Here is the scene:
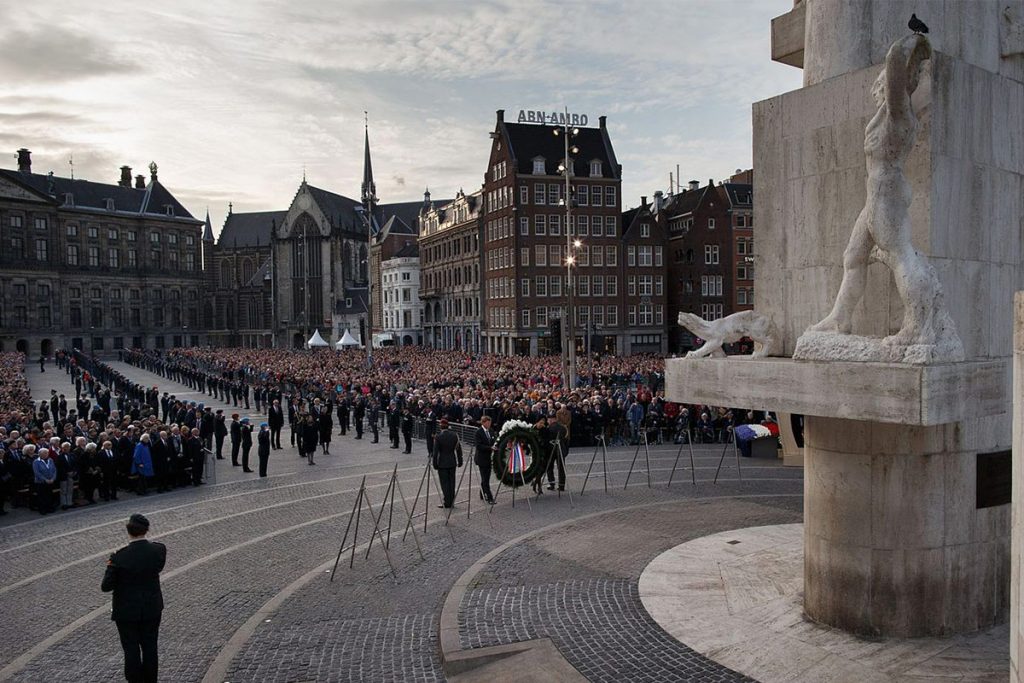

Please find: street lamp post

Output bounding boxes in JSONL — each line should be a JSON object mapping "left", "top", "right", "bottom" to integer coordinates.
{"left": 554, "top": 109, "right": 580, "bottom": 388}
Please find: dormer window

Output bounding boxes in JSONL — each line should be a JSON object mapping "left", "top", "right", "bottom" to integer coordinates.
{"left": 105, "top": 198, "right": 115, "bottom": 211}
{"left": 589, "top": 160, "right": 602, "bottom": 177}
{"left": 165, "top": 205, "right": 175, "bottom": 216}
{"left": 63, "top": 193, "right": 74, "bottom": 206}
{"left": 532, "top": 157, "right": 546, "bottom": 175}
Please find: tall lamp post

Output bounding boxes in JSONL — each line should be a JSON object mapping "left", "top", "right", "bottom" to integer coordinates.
{"left": 554, "top": 110, "right": 580, "bottom": 388}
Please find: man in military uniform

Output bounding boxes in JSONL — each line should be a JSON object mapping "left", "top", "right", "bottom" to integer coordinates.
{"left": 101, "top": 513, "right": 166, "bottom": 683}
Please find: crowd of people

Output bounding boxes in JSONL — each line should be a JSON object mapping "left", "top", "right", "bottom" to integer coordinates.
{"left": 121, "top": 345, "right": 768, "bottom": 453}
{"left": 0, "top": 351, "right": 223, "bottom": 515}
{"left": 0, "top": 344, "right": 776, "bottom": 517}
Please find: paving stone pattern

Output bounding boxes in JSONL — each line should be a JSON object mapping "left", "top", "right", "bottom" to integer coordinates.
{"left": 0, "top": 360, "right": 805, "bottom": 682}
{"left": 460, "top": 499, "right": 802, "bottom": 682}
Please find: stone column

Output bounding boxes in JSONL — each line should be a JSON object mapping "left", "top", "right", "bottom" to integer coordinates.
{"left": 804, "top": 416, "right": 1008, "bottom": 637}
{"left": 1012, "top": 291, "right": 1024, "bottom": 681}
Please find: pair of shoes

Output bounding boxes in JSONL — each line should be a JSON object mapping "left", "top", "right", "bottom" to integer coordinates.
{"left": 487, "top": 498, "right": 495, "bottom": 505}
{"left": 216, "top": 456, "right": 224, "bottom": 460}
{"left": 243, "top": 468, "right": 254, "bottom": 473}
{"left": 232, "top": 462, "right": 240, "bottom": 467}
{"left": 547, "top": 483, "right": 555, "bottom": 491}
{"left": 437, "top": 504, "right": 446, "bottom": 508}
{"left": 558, "top": 487, "right": 565, "bottom": 491}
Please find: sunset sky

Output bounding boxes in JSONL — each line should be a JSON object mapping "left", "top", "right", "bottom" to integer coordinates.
{"left": 0, "top": 0, "right": 801, "bottom": 235}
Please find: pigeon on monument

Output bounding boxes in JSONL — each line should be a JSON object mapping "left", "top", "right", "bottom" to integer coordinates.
{"left": 908, "top": 13, "right": 929, "bottom": 34}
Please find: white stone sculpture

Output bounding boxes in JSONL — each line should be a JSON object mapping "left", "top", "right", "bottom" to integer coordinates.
{"left": 677, "top": 311, "right": 781, "bottom": 359}
{"left": 795, "top": 33, "right": 965, "bottom": 365}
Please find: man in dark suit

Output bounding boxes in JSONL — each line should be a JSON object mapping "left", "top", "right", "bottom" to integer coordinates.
{"left": 268, "top": 400, "right": 284, "bottom": 450}
{"left": 431, "top": 419, "right": 462, "bottom": 508}
{"left": 229, "top": 414, "right": 241, "bottom": 467}
{"left": 98, "top": 440, "right": 119, "bottom": 501}
{"left": 474, "top": 416, "right": 495, "bottom": 504}
{"left": 214, "top": 410, "right": 227, "bottom": 459}
{"left": 401, "top": 407, "right": 414, "bottom": 454}
{"left": 102, "top": 513, "right": 166, "bottom": 683}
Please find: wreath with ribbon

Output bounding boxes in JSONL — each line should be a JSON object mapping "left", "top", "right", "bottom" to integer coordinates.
{"left": 492, "top": 421, "right": 546, "bottom": 487}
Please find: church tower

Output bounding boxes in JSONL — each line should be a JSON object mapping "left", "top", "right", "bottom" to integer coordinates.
{"left": 202, "top": 209, "right": 216, "bottom": 330}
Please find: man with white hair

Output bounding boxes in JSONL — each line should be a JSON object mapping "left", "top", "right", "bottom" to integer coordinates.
{"left": 32, "top": 446, "right": 55, "bottom": 514}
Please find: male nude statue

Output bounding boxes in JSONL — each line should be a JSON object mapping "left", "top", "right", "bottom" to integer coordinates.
{"left": 809, "top": 34, "right": 953, "bottom": 350}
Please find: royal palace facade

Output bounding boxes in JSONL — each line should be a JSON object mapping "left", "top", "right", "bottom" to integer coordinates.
{"left": 0, "top": 149, "right": 207, "bottom": 356}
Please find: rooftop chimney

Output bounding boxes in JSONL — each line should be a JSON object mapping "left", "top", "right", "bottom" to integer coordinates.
{"left": 16, "top": 148, "right": 31, "bottom": 173}
{"left": 119, "top": 165, "right": 132, "bottom": 187}
{"left": 640, "top": 195, "right": 648, "bottom": 207}
{"left": 599, "top": 115, "right": 607, "bottom": 128}
{"left": 688, "top": 180, "right": 699, "bottom": 191}
{"left": 653, "top": 190, "right": 664, "bottom": 213}
{"left": 135, "top": 174, "right": 146, "bottom": 189}
{"left": 496, "top": 109, "right": 504, "bottom": 123}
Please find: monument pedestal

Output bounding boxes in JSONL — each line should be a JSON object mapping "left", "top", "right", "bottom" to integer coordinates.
{"left": 666, "top": 356, "right": 1009, "bottom": 637}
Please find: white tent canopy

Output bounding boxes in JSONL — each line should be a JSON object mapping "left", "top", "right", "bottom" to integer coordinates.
{"left": 306, "top": 329, "right": 329, "bottom": 348}
{"left": 336, "top": 329, "right": 360, "bottom": 348}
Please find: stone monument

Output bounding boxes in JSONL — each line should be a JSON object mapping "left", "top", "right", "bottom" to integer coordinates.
{"left": 666, "top": 0, "right": 1023, "bottom": 643}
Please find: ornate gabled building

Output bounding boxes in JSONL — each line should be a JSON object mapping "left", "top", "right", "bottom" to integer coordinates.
{"left": 0, "top": 150, "right": 207, "bottom": 355}
{"left": 480, "top": 109, "right": 624, "bottom": 357}
{"left": 419, "top": 188, "right": 484, "bottom": 352}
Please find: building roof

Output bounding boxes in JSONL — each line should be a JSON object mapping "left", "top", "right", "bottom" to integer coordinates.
{"left": 661, "top": 186, "right": 709, "bottom": 218}
{"left": 393, "top": 241, "right": 419, "bottom": 259}
{"left": 499, "top": 116, "right": 620, "bottom": 179}
{"left": 307, "top": 184, "right": 362, "bottom": 230}
{"left": 218, "top": 210, "right": 287, "bottom": 247}
{"left": 720, "top": 183, "right": 753, "bottom": 208}
{"left": 335, "top": 287, "right": 369, "bottom": 314}
{"left": 0, "top": 168, "right": 199, "bottom": 222}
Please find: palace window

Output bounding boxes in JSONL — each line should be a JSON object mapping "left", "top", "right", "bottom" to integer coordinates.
{"left": 66, "top": 244, "right": 79, "bottom": 265}
{"left": 35, "top": 239, "right": 47, "bottom": 261}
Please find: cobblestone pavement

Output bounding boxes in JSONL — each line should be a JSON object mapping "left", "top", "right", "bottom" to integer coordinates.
{"left": 1, "top": 360, "right": 804, "bottom": 682}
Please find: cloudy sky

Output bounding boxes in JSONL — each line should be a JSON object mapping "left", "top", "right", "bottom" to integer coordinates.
{"left": 0, "top": 0, "right": 801, "bottom": 236}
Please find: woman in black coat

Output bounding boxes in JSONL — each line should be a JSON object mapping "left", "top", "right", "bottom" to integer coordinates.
{"left": 318, "top": 411, "right": 333, "bottom": 455}
{"left": 257, "top": 423, "right": 271, "bottom": 477}
{"left": 301, "top": 415, "right": 319, "bottom": 465}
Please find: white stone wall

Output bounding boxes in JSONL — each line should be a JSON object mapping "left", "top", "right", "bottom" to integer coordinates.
{"left": 802, "top": 0, "right": 1023, "bottom": 87}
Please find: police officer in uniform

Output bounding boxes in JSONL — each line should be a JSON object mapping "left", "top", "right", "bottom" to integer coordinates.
{"left": 101, "top": 514, "right": 166, "bottom": 683}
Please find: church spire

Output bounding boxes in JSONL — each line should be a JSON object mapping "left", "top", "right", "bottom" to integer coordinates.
{"left": 203, "top": 208, "right": 214, "bottom": 242}
{"left": 361, "top": 113, "right": 377, "bottom": 206}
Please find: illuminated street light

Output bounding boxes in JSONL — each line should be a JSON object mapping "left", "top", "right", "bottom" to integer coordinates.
{"left": 554, "top": 107, "right": 579, "bottom": 388}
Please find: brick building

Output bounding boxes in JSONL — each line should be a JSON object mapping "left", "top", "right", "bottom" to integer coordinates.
{"left": 656, "top": 170, "right": 754, "bottom": 352}
{"left": 419, "top": 188, "right": 484, "bottom": 351}
{"left": 620, "top": 197, "right": 669, "bottom": 354}
{"left": 480, "top": 109, "right": 626, "bottom": 356}
{"left": 0, "top": 150, "right": 207, "bottom": 355}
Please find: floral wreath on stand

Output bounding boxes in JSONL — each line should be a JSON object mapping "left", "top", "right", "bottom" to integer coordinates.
{"left": 492, "top": 419, "right": 546, "bottom": 487}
